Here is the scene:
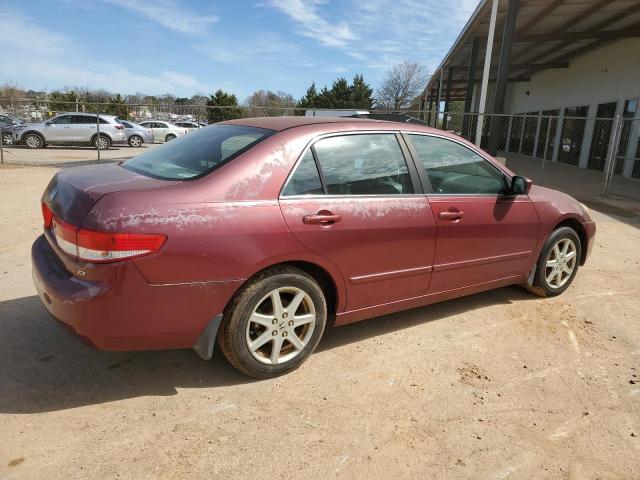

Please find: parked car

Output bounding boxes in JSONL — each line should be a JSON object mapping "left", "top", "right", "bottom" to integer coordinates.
{"left": 138, "top": 121, "right": 188, "bottom": 143}
{"left": 305, "top": 109, "right": 369, "bottom": 117}
{"left": 351, "top": 112, "right": 427, "bottom": 125}
{"left": 32, "top": 117, "right": 595, "bottom": 378}
{"left": 173, "top": 121, "right": 207, "bottom": 129}
{"left": 1, "top": 124, "right": 17, "bottom": 145}
{"left": 119, "top": 120, "right": 154, "bottom": 147}
{"left": 0, "top": 113, "right": 24, "bottom": 145}
{"left": 14, "top": 113, "right": 126, "bottom": 149}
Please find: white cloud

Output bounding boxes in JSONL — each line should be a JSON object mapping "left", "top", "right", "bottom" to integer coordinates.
{"left": 0, "top": 11, "right": 212, "bottom": 95}
{"left": 102, "top": 0, "right": 218, "bottom": 35}
{"left": 265, "top": 0, "right": 356, "bottom": 48}
{"left": 264, "top": 0, "right": 478, "bottom": 72}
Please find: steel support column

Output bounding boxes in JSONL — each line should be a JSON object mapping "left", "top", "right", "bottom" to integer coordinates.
{"left": 442, "top": 69, "right": 453, "bottom": 130}
{"left": 475, "top": 0, "right": 499, "bottom": 146}
{"left": 435, "top": 71, "right": 443, "bottom": 128}
{"left": 489, "top": 0, "right": 519, "bottom": 155}
{"left": 463, "top": 36, "right": 480, "bottom": 138}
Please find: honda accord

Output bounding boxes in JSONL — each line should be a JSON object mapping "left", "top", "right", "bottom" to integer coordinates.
{"left": 32, "top": 117, "right": 596, "bottom": 378}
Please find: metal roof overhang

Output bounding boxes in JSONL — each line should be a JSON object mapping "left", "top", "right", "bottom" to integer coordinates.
{"left": 423, "top": 0, "right": 640, "bottom": 102}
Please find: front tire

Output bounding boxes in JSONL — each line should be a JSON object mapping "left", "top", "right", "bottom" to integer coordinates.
{"left": 165, "top": 133, "right": 176, "bottom": 142}
{"left": 23, "top": 133, "right": 45, "bottom": 149}
{"left": 1, "top": 132, "right": 13, "bottom": 145}
{"left": 530, "top": 226, "right": 581, "bottom": 297}
{"left": 218, "top": 266, "right": 327, "bottom": 379}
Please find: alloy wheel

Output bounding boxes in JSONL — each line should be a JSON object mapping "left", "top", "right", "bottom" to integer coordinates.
{"left": 96, "top": 136, "right": 109, "bottom": 149}
{"left": 25, "top": 134, "right": 42, "bottom": 148}
{"left": 1, "top": 133, "right": 13, "bottom": 145}
{"left": 129, "top": 135, "right": 142, "bottom": 147}
{"left": 545, "top": 238, "right": 577, "bottom": 288}
{"left": 245, "top": 287, "right": 316, "bottom": 365}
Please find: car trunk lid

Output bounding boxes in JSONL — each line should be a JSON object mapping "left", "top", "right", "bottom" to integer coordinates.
{"left": 43, "top": 163, "right": 178, "bottom": 226}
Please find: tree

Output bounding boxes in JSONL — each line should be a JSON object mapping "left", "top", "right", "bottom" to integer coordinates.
{"left": 375, "top": 61, "right": 429, "bottom": 110}
{"left": 206, "top": 89, "right": 242, "bottom": 123}
{"left": 297, "top": 75, "right": 373, "bottom": 111}
{"left": 48, "top": 90, "right": 79, "bottom": 113}
{"left": 329, "top": 78, "right": 351, "bottom": 108}
{"left": 105, "top": 94, "right": 130, "bottom": 118}
{"left": 247, "top": 90, "right": 296, "bottom": 116}
{"left": 316, "top": 86, "right": 334, "bottom": 109}
{"left": 297, "top": 83, "right": 319, "bottom": 109}
{"left": 350, "top": 74, "right": 373, "bottom": 109}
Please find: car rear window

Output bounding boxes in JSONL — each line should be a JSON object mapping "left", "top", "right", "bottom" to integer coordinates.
{"left": 122, "top": 124, "right": 274, "bottom": 180}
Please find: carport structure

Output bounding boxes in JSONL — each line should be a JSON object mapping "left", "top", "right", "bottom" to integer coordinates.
{"left": 422, "top": 0, "right": 640, "bottom": 145}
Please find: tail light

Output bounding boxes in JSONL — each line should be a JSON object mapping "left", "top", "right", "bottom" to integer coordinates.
{"left": 114, "top": 125, "right": 124, "bottom": 130}
{"left": 42, "top": 203, "right": 53, "bottom": 228}
{"left": 43, "top": 203, "right": 166, "bottom": 263}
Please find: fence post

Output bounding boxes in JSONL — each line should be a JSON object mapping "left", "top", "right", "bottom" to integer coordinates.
{"left": 540, "top": 116, "right": 553, "bottom": 182}
{"left": 96, "top": 105, "right": 101, "bottom": 164}
{"left": 603, "top": 114, "right": 622, "bottom": 194}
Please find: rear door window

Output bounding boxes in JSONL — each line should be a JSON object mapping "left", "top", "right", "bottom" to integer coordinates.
{"left": 282, "top": 150, "right": 323, "bottom": 196}
{"left": 122, "top": 124, "right": 273, "bottom": 180}
{"left": 51, "top": 115, "right": 72, "bottom": 124}
{"left": 312, "top": 134, "right": 413, "bottom": 195}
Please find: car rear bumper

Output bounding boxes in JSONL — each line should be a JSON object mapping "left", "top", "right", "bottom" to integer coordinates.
{"left": 32, "top": 234, "right": 241, "bottom": 352}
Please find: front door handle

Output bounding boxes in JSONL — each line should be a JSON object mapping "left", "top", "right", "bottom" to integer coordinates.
{"left": 303, "top": 212, "right": 342, "bottom": 225}
{"left": 438, "top": 210, "right": 464, "bottom": 220}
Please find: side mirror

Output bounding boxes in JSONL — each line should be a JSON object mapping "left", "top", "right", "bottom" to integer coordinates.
{"left": 45, "top": 121, "right": 52, "bottom": 126}
{"left": 511, "top": 175, "right": 532, "bottom": 195}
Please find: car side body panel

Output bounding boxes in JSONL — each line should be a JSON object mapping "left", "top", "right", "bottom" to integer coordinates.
{"left": 426, "top": 195, "right": 539, "bottom": 293}
{"left": 31, "top": 117, "right": 596, "bottom": 353}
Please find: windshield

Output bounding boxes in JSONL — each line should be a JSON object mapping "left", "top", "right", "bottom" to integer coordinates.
{"left": 122, "top": 124, "right": 274, "bottom": 180}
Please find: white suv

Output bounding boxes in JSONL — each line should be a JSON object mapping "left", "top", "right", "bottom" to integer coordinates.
{"left": 138, "top": 121, "right": 188, "bottom": 143}
{"left": 15, "top": 113, "right": 126, "bottom": 149}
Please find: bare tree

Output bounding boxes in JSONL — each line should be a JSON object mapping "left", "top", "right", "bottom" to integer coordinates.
{"left": 375, "top": 61, "right": 429, "bottom": 110}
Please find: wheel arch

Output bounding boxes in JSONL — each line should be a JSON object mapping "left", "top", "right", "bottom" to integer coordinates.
{"left": 230, "top": 257, "right": 346, "bottom": 320}
{"left": 21, "top": 130, "right": 46, "bottom": 142}
{"left": 552, "top": 217, "right": 587, "bottom": 265}
{"left": 91, "top": 132, "right": 113, "bottom": 143}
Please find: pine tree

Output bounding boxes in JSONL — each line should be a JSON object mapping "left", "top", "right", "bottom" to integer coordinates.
{"left": 297, "top": 83, "right": 319, "bottom": 109}
{"left": 350, "top": 74, "right": 373, "bottom": 109}
{"left": 206, "top": 89, "right": 242, "bottom": 123}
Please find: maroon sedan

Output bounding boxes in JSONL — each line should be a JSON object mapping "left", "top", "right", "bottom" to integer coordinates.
{"left": 32, "top": 117, "right": 595, "bottom": 378}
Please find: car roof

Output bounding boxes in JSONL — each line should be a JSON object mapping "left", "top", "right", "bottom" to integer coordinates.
{"left": 221, "top": 116, "right": 436, "bottom": 133}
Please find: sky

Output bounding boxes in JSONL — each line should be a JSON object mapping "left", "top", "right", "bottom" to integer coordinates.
{"left": 0, "top": 0, "right": 478, "bottom": 101}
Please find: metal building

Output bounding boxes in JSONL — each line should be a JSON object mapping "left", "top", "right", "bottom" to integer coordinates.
{"left": 422, "top": 0, "right": 640, "bottom": 181}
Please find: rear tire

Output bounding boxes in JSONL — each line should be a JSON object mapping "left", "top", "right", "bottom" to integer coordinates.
{"left": 165, "top": 133, "right": 176, "bottom": 142}
{"left": 530, "top": 226, "right": 581, "bottom": 297}
{"left": 1, "top": 132, "right": 13, "bottom": 145}
{"left": 93, "top": 134, "right": 111, "bottom": 150}
{"left": 128, "top": 135, "right": 143, "bottom": 147}
{"left": 217, "top": 266, "right": 327, "bottom": 379}
{"left": 23, "top": 133, "right": 45, "bottom": 149}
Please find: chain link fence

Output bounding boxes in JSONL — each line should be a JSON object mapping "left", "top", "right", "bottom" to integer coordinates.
{"left": 1, "top": 98, "right": 639, "bottom": 200}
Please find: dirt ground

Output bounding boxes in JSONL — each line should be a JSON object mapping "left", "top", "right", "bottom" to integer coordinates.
{"left": 1, "top": 164, "right": 639, "bottom": 479}
{"left": 0, "top": 143, "right": 156, "bottom": 167}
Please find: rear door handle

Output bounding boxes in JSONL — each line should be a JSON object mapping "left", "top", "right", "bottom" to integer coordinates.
{"left": 303, "top": 212, "right": 342, "bottom": 225}
{"left": 438, "top": 210, "right": 464, "bottom": 220}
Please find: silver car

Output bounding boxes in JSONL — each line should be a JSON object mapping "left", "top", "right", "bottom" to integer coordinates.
{"left": 119, "top": 120, "right": 154, "bottom": 147}
{"left": 138, "top": 121, "right": 188, "bottom": 143}
{"left": 14, "top": 113, "right": 126, "bottom": 149}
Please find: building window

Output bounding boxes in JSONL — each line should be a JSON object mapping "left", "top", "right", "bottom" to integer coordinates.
{"left": 616, "top": 99, "right": 638, "bottom": 175}
{"left": 558, "top": 105, "right": 588, "bottom": 166}
{"left": 537, "top": 109, "right": 560, "bottom": 160}
{"left": 587, "top": 102, "right": 617, "bottom": 171}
